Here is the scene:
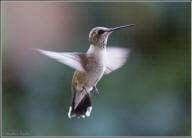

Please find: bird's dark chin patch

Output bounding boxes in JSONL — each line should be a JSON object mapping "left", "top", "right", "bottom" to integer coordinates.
{"left": 68, "top": 93, "right": 92, "bottom": 118}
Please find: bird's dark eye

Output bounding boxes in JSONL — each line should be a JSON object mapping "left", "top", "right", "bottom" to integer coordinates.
{"left": 98, "top": 30, "right": 105, "bottom": 35}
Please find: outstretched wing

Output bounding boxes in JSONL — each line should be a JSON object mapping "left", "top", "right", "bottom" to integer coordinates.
{"left": 37, "top": 49, "right": 87, "bottom": 73}
{"left": 104, "top": 47, "right": 130, "bottom": 75}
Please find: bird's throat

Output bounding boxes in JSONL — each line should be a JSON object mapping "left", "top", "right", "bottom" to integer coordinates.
{"left": 87, "top": 44, "right": 107, "bottom": 64}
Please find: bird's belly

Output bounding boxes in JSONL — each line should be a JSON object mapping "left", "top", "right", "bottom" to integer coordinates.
{"left": 86, "top": 65, "right": 104, "bottom": 86}
{"left": 72, "top": 65, "right": 105, "bottom": 91}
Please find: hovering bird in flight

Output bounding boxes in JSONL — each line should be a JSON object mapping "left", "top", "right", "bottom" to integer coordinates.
{"left": 37, "top": 24, "right": 135, "bottom": 118}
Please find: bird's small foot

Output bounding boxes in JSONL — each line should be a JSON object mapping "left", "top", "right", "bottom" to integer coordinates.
{"left": 92, "top": 86, "right": 99, "bottom": 95}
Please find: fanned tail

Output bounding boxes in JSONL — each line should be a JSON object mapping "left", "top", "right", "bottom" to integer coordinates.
{"left": 68, "top": 88, "right": 92, "bottom": 118}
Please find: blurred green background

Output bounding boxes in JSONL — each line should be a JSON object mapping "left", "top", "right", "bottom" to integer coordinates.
{"left": 2, "top": 2, "right": 191, "bottom": 136}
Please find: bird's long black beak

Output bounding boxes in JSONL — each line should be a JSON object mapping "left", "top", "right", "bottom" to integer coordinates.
{"left": 109, "top": 24, "right": 136, "bottom": 32}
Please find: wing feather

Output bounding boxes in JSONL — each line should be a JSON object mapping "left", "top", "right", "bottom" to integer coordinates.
{"left": 37, "top": 49, "right": 87, "bottom": 73}
{"left": 104, "top": 47, "right": 130, "bottom": 75}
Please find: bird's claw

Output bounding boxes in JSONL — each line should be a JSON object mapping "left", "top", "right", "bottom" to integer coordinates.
{"left": 92, "top": 86, "right": 99, "bottom": 95}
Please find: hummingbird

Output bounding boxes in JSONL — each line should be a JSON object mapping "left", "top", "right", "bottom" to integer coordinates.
{"left": 37, "top": 24, "right": 135, "bottom": 118}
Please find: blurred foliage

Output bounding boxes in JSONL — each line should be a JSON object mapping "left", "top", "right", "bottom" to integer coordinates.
{"left": 2, "top": 2, "right": 191, "bottom": 136}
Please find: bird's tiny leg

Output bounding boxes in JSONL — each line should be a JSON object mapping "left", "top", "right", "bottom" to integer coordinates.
{"left": 92, "top": 86, "right": 99, "bottom": 95}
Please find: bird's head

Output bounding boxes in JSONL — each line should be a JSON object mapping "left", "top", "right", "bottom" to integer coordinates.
{"left": 88, "top": 24, "right": 135, "bottom": 48}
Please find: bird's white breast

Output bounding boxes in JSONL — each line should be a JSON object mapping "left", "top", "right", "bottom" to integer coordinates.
{"left": 85, "top": 45, "right": 106, "bottom": 86}
{"left": 87, "top": 45, "right": 107, "bottom": 65}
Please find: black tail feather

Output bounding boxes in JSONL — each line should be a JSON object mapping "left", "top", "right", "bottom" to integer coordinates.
{"left": 68, "top": 92, "right": 92, "bottom": 118}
